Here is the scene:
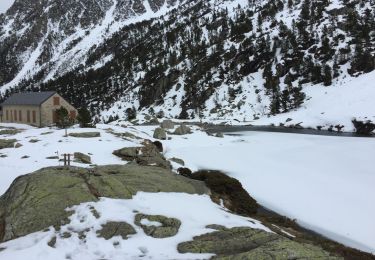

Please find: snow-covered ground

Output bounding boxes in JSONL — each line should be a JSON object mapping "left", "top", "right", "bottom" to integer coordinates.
{"left": 0, "top": 123, "right": 144, "bottom": 194}
{"left": 163, "top": 130, "right": 375, "bottom": 254}
{"left": 0, "top": 122, "right": 269, "bottom": 259}
{"left": 1, "top": 122, "right": 374, "bottom": 256}
{"left": 0, "top": 193, "right": 268, "bottom": 260}
{"left": 252, "top": 71, "right": 375, "bottom": 131}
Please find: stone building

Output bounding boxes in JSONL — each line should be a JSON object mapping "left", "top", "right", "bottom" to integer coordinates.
{"left": 0, "top": 91, "right": 77, "bottom": 127}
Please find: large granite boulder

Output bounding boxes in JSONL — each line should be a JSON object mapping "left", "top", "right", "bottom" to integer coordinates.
{"left": 113, "top": 141, "right": 171, "bottom": 169}
{"left": 0, "top": 164, "right": 208, "bottom": 242}
{"left": 178, "top": 226, "right": 342, "bottom": 259}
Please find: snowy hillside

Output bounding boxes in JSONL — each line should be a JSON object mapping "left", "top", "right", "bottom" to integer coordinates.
{"left": 1, "top": 0, "right": 375, "bottom": 132}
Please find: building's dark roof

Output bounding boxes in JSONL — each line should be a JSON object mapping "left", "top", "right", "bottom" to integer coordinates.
{"left": 1, "top": 91, "right": 56, "bottom": 106}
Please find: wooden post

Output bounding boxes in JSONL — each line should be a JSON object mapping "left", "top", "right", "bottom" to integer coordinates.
{"left": 68, "top": 154, "right": 71, "bottom": 166}
{"left": 63, "top": 154, "right": 67, "bottom": 166}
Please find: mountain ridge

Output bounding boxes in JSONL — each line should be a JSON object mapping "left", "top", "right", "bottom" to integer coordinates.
{"left": 0, "top": 0, "right": 374, "bottom": 130}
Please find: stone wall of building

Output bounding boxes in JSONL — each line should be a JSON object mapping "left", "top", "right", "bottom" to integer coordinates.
{"left": 40, "top": 93, "right": 78, "bottom": 126}
{"left": 0, "top": 105, "right": 41, "bottom": 126}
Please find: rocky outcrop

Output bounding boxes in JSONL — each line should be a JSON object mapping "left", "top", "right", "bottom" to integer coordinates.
{"left": 153, "top": 127, "right": 167, "bottom": 140}
{"left": 0, "top": 129, "right": 21, "bottom": 136}
{"left": 97, "top": 221, "right": 136, "bottom": 240}
{"left": 0, "top": 139, "right": 17, "bottom": 149}
{"left": 190, "top": 170, "right": 258, "bottom": 216}
{"left": 160, "top": 120, "right": 175, "bottom": 129}
{"left": 0, "top": 164, "right": 208, "bottom": 242}
{"left": 178, "top": 226, "right": 342, "bottom": 259}
{"left": 169, "top": 157, "right": 185, "bottom": 166}
{"left": 134, "top": 214, "right": 181, "bottom": 238}
{"left": 352, "top": 119, "right": 375, "bottom": 135}
{"left": 173, "top": 125, "right": 192, "bottom": 135}
{"left": 74, "top": 152, "right": 91, "bottom": 164}
{"left": 113, "top": 140, "right": 171, "bottom": 169}
{"left": 69, "top": 132, "right": 101, "bottom": 138}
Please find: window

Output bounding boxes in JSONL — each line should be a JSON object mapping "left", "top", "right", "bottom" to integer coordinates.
{"left": 5, "top": 110, "right": 8, "bottom": 121}
{"left": 32, "top": 111, "right": 36, "bottom": 123}
{"left": 14, "top": 110, "right": 17, "bottom": 121}
{"left": 19, "top": 110, "right": 22, "bottom": 121}
{"left": 27, "top": 111, "right": 30, "bottom": 122}
{"left": 53, "top": 97, "right": 60, "bottom": 106}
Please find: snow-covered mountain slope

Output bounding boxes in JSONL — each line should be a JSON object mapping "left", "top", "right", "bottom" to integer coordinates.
{"left": 0, "top": 0, "right": 374, "bottom": 131}
{"left": 251, "top": 70, "right": 375, "bottom": 131}
{"left": 0, "top": 0, "right": 181, "bottom": 91}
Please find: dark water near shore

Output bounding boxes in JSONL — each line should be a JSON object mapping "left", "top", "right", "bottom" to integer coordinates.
{"left": 205, "top": 125, "right": 374, "bottom": 138}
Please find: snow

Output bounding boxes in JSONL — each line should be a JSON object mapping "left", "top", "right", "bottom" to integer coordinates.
{"left": 163, "top": 130, "right": 375, "bottom": 254}
{"left": 252, "top": 71, "right": 375, "bottom": 131}
{"left": 0, "top": 40, "right": 45, "bottom": 93}
{"left": 0, "top": 193, "right": 269, "bottom": 260}
{"left": 0, "top": 123, "right": 144, "bottom": 194}
{"left": 1, "top": 121, "right": 374, "bottom": 255}
{"left": 0, "top": 0, "right": 14, "bottom": 13}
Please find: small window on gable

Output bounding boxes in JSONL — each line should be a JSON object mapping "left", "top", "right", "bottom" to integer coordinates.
{"left": 53, "top": 97, "right": 60, "bottom": 106}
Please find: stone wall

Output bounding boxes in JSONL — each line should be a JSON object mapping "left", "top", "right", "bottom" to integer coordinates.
{"left": 0, "top": 105, "right": 41, "bottom": 127}
{"left": 40, "top": 93, "right": 78, "bottom": 126}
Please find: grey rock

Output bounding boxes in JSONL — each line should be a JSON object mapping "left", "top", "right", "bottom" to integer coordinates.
{"left": 215, "top": 132, "right": 224, "bottom": 138}
{"left": 69, "top": 132, "right": 101, "bottom": 138}
{"left": 0, "top": 139, "right": 17, "bottom": 149}
{"left": 74, "top": 152, "right": 91, "bottom": 164}
{"left": 178, "top": 227, "right": 342, "bottom": 259}
{"left": 97, "top": 221, "right": 136, "bottom": 240}
{"left": 113, "top": 140, "right": 171, "bottom": 169}
{"left": 134, "top": 214, "right": 181, "bottom": 238}
{"left": 0, "top": 164, "right": 208, "bottom": 242}
{"left": 160, "top": 120, "right": 175, "bottom": 129}
{"left": 0, "top": 129, "right": 21, "bottom": 136}
{"left": 173, "top": 124, "right": 192, "bottom": 135}
{"left": 153, "top": 127, "right": 167, "bottom": 140}
{"left": 169, "top": 157, "right": 185, "bottom": 166}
